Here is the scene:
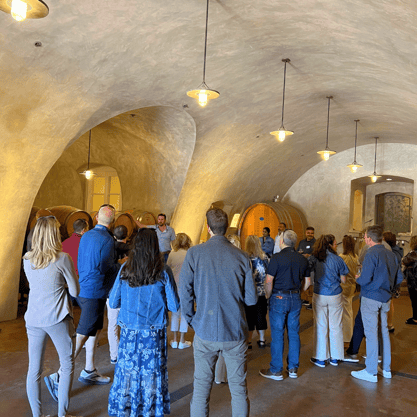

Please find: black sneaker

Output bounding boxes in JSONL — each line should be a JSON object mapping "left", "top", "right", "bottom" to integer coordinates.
{"left": 302, "top": 300, "right": 310, "bottom": 306}
{"left": 259, "top": 368, "right": 283, "bottom": 381}
{"left": 306, "top": 303, "right": 313, "bottom": 310}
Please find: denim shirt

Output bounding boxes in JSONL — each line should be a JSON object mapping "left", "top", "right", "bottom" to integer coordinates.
{"left": 109, "top": 265, "right": 180, "bottom": 330}
{"left": 310, "top": 251, "right": 349, "bottom": 296}
{"left": 357, "top": 244, "right": 403, "bottom": 303}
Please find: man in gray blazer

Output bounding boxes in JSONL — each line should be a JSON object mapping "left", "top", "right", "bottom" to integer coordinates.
{"left": 180, "top": 208, "right": 257, "bottom": 417}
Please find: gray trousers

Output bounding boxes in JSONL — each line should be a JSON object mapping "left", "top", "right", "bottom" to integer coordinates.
{"left": 361, "top": 296, "right": 391, "bottom": 375}
{"left": 26, "top": 316, "right": 75, "bottom": 417}
{"left": 191, "top": 335, "right": 249, "bottom": 417}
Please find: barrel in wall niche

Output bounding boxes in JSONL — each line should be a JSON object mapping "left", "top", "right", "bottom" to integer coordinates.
{"left": 238, "top": 202, "right": 307, "bottom": 250}
{"left": 113, "top": 212, "right": 138, "bottom": 240}
{"left": 47, "top": 206, "right": 93, "bottom": 240}
{"left": 129, "top": 209, "right": 156, "bottom": 225}
{"left": 29, "top": 208, "right": 54, "bottom": 230}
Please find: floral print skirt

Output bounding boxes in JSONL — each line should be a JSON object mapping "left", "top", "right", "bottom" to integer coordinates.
{"left": 108, "top": 327, "right": 170, "bottom": 417}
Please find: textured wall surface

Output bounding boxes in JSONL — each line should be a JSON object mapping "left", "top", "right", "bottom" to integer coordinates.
{"left": 2, "top": 1, "right": 417, "bottom": 320}
{"left": 284, "top": 143, "right": 417, "bottom": 243}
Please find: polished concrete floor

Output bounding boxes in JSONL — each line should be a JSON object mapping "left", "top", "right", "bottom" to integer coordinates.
{"left": 1, "top": 294, "right": 416, "bottom": 417}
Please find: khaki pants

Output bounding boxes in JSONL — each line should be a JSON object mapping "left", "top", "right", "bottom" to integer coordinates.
{"left": 191, "top": 335, "right": 249, "bottom": 417}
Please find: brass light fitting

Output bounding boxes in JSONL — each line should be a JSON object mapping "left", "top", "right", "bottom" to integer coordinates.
{"left": 0, "top": 0, "right": 48, "bottom": 22}
{"left": 270, "top": 58, "right": 294, "bottom": 142}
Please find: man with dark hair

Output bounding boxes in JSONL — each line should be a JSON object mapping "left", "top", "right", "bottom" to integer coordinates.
{"left": 273, "top": 222, "right": 287, "bottom": 254}
{"left": 260, "top": 229, "right": 310, "bottom": 380}
{"left": 180, "top": 208, "right": 257, "bottom": 417}
{"left": 297, "top": 226, "right": 316, "bottom": 308}
{"left": 113, "top": 225, "right": 130, "bottom": 260}
{"left": 351, "top": 225, "right": 403, "bottom": 383}
{"left": 260, "top": 227, "right": 274, "bottom": 257}
{"left": 62, "top": 219, "right": 88, "bottom": 276}
{"left": 135, "top": 213, "right": 175, "bottom": 262}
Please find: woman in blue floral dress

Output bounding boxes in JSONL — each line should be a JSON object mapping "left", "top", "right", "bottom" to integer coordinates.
{"left": 244, "top": 235, "right": 269, "bottom": 348}
{"left": 108, "top": 228, "right": 180, "bottom": 417}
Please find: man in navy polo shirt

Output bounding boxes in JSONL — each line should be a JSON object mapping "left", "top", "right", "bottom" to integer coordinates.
{"left": 260, "top": 229, "right": 310, "bottom": 380}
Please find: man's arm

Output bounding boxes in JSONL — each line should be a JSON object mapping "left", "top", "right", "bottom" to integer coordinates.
{"left": 179, "top": 251, "right": 196, "bottom": 327}
{"left": 302, "top": 277, "right": 311, "bottom": 292}
{"left": 356, "top": 251, "right": 376, "bottom": 287}
{"left": 265, "top": 274, "right": 274, "bottom": 299}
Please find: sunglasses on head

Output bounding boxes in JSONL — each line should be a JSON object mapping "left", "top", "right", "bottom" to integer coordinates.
{"left": 99, "top": 204, "right": 116, "bottom": 210}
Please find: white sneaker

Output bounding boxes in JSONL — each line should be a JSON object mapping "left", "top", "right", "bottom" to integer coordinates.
{"left": 170, "top": 340, "right": 178, "bottom": 348}
{"left": 178, "top": 341, "right": 192, "bottom": 349}
{"left": 351, "top": 369, "right": 377, "bottom": 383}
{"left": 362, "top": 355, "right": 382, "bottom": 363}
{"left": 78, "top": 369, "right": 110, "bottom": 385}
{"left": 377, "top": 366, "right": 392, "bottom": 379}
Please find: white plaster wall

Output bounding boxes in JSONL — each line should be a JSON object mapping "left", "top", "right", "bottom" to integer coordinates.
{"left": 283, "top": 143, "right": 417, "bottom": 243}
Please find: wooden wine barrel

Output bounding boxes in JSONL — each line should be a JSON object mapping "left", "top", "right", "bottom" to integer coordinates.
{"left": 90, "top": 211, "right": 98, "bottom": 228}
{"left": 238, "top": 202, "right": 307, "bottom": 250}
{"left": 130, "top": 209, "right": 156, "bottom": 225}
{"left": 47, "top": 206, "right": 93, "bottom": 240}
{"left": 29, "top": 208, "right": 54, "bottom": 230}
{"left": 113, "top": 212, "right": 138, "bottom": 240}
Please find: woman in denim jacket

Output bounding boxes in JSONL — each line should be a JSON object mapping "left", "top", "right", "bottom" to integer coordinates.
{"left": 108, "top": 228, "right": 180, "bottom": 417}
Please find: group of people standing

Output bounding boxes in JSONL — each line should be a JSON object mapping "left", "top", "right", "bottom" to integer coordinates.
{"left": 22, "top": 204, "right": 415, "bottom": 417}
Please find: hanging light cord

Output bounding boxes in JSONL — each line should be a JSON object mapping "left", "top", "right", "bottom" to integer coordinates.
{"left": 325, "top": 96, "right": 331, "bottom": 148}
{"left": 354, "top": 120, "right": 358, "bottom": 162}
{"left": 281, "top": 60, "right": 288, "bottom": 127}
{"left": 202, "top": 0, "right": 210, "bottom": 84}
{"left": 373, "top": 137, "right": 378, "bottom": 173}
{"left": 87, "top": 129, "right": 92, "bottom": 171}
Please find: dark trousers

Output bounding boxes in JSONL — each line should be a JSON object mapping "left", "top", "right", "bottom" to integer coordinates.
{"left": 346, "top": 301, "right": 381, "bottom": 356}
{"left": 408, "top": 287, "right": 417, "bottom": 319}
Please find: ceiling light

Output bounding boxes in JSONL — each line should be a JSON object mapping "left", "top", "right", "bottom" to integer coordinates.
{"left": 347, "top": 119, "right": 363, "bottom": 173}
{"left": 187, "top": 0, "right": 219, "bottom": 107}
{"left": 270, "top": 58, "right": 294, "bottom": 142}
{"left": 0, "top": 0, "right": 49, "bottom": 22}
{"left": 79, "top": 130, "right": 96, "bottom": 180}
{"left": 317, "top": 96, "right": 336, "bottom": 160}
{"left": 368, "top": 137, "right": 381, "bottom": 183}
{"left": 386, "top": 178, "right": 392, "bottom": 181}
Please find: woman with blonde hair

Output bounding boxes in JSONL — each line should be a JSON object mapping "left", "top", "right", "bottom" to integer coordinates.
{"left": 23, "top": 216, "right": 80, "bottom": 417}
{"left": 167, "top": 232, "right": 193, "bottom": 349}
{"left": 309, "top": 234, "right": 348, "bottom": 368}
{"left": 339, "top": 235, "right": 359, "bottom": 343}
{"left": 245, "top": 235, "right": 269, "bottom": 348}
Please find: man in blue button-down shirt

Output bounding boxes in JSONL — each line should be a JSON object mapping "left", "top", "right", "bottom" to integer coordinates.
{"left": 351, "top": 225, "right": 403, "bottom": 383}
{"left": 180, "top": 208, "right": 257, "bottom": 417}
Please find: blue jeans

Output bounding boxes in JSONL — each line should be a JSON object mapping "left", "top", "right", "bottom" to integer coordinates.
{"left": 269, "top": 293, "right": 302, "bottom": 372}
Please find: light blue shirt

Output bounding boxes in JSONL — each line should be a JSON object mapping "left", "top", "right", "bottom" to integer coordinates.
{"left": 148, "top": 225, "right": 176, "bottom": 252}
{"left": 310, "top": 251, "right": 349, "bottom": 296}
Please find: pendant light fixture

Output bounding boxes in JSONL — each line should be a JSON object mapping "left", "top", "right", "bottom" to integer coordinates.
{"left": 368, "top": 137, "right": 381, "bottom": 183}
{"left": 317, "top": 96, "right": 337, "bottom": 161}
{"left": 187, "top": 0, "right": 219, "bottom": 107}
{"left": 347, "top": 119, "right": 363, "bottom": 173}
{"left": 79, "top": 130, "right": 96, "bottom": 180}
{"left": 0, "top": 0, "right": 49, "bottom": 22}
{"left": 270, "top": 58, "right": 294, "bottom": 142}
